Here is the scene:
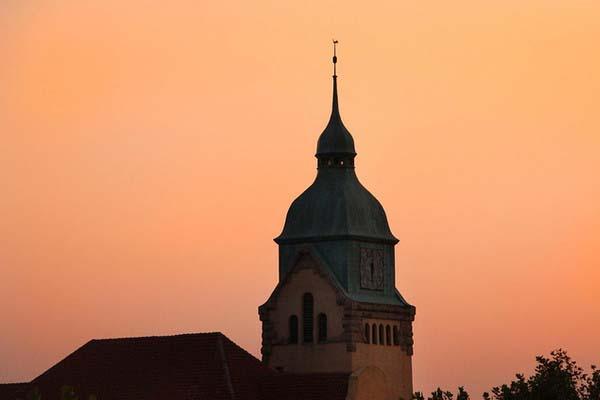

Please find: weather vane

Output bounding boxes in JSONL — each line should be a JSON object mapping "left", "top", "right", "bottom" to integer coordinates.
{"left": 332, "top": 39, "right": 338, "bottom": 77}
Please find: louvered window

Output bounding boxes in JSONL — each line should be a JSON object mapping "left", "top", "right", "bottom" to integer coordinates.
{"left": 302, "top": 293, "right": 313, "bottom": 343}
{"left": 372, "top": 324, "right": 378, "bottom": 344}
{"left": 386, "top": 325, "right": 391, "bottom": 346}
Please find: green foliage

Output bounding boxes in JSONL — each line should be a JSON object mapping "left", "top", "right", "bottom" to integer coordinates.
{"left": 490, "top": 373, "right": 530, "bottom": 400}
{"left": 415, "top": 349, "right": 599, "bottom": 400}
{"left": 457, "top": 386, "right": 470, "bottom": 400}
{"left": 588, "top": 365, "right": 600, "bottom": 400}
{"left": 489, "top": 349, "right": 597, "bottom": 400}
{"left": 431, "top": 388, "right": 454, "bottom": 400}
{"left": 413, "top": 387, "right": 469, "bottom": 400}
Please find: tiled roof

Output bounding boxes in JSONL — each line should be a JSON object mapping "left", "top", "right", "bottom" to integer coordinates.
{"left": 0, "top": 383, "right": 28, "bottom": 400}
{"left": 28, "top": 332, "right": 274, "bottom": 400}
{"left": 0, "top": 332, "right": 350, "bottom": 400}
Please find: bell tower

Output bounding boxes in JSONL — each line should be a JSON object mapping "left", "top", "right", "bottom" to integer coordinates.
{"left": 259, "top": 43, "right": 416, "bottom": 400}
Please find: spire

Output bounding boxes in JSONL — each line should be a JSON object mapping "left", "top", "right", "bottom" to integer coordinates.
{"left": 331, "top": 40, "right": 340, "bottom": 119}
{"left": 316, "top": 40, "right": 356, "bottom": 160}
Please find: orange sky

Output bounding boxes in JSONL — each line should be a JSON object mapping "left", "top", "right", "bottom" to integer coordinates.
{"left": 1, "top": 0, "right": 599, "bottom": 396}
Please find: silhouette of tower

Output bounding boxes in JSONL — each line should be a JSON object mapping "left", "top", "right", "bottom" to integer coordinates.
{"left": 259, "top": 43, "right": 415, "bottom": 400}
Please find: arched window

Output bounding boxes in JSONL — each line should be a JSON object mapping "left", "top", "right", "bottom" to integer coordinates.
{"left": 372, "top": 324, "right": 378, "bottom": 345}
{"left": 318, "top": 313, "right": 327, "bottom": 342}
{"left": 386, "top": 325, "right": 391, "bottom": 346}
{"left": 378, "top": 325, "right": 384, "bottom": 345}
{"left": 288, "top": 315, "right": 298, "bottom": 344}
{"left": 393, "top": 326, "right": 400, "bottom": 346}
{"left": 365, "top": 323, "right": 370, "bottom": 344}
{"left": 302, "top": 293, "right": 314, "bottom": 343}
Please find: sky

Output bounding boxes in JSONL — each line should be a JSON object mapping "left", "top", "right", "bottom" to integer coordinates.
{"left": 1, "top": 0, "right": 599, "bottom": 396}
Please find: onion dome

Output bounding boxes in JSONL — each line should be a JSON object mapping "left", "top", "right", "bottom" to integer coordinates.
{"left": 315, "top": 76, "right": 356, "bottom": 158}
{"left": 275, "top": 50, "right": 397, "bottom": 245}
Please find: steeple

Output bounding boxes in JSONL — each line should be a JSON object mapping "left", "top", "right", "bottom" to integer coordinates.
{"left": 316, "top": 41, "right": 356, "bottom": 164}
{"left": 276, "top": 40, "right": 398, "bottom": 248}
{"left": 261, "top": 46, "right": 415, "bottom": 400}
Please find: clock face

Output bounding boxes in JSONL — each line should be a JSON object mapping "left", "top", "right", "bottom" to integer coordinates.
{"left": 360, "top": 248, "right": 384, "bottom": 290}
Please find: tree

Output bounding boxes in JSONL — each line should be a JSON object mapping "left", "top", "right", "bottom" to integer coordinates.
{"left": 488, "top": 349, "right": 597, "bottom": 400}
{"left": 430, "top": 388, "right": 453, "bottom": 400}
{"left": 413, "top": 387, "right": 469, "bottom": 400}
{"left": 528, "top": 349, "right": 582, "bottom": 400}
{"left": 489, "top": 373, "right": 529, "bottom": 400}
{"left": 415, "top": 350, "right": 598, "bottom": 400}
{"left": 585, "top": 365, "right": 600, "bottom": 400}
{"left": 457, "top": 386, "right": 470, "bottom": 400}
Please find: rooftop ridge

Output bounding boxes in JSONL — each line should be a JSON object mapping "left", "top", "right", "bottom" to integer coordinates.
{"left": 89, "top": 331, "right": 224, "bottom": 342}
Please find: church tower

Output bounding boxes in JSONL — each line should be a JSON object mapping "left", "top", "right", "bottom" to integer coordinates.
{"left": 259, "top": 45, "right": 416, "bottom": 400}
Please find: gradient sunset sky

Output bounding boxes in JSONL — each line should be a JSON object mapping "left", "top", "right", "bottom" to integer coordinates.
{"left": 1, "top": 0, "right": 599, "bottom": 396}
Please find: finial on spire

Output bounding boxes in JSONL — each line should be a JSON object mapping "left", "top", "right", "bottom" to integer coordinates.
{"left": 332, "top": 39, "right": 338, "bottom": 77}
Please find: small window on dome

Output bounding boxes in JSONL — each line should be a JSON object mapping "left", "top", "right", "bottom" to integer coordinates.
{"left": 340, "top": 160, "right": 344, "bottom": 166}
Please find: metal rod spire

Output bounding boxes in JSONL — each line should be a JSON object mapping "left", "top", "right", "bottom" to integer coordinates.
{"left": 332, "top": 39, "right": 338, "bottom": 77}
